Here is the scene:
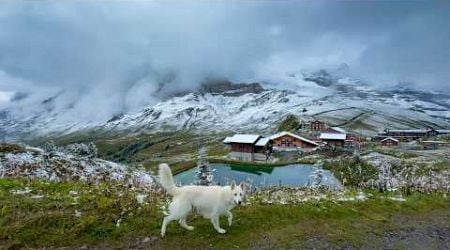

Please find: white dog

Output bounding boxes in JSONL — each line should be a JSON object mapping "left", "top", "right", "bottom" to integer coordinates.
{"left": 158, "top": 163, "right": 245, "bottom": 237}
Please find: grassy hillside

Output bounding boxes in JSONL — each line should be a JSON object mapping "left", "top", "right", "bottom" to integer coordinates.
{"left": 1, "top": 178, "right": 448, "bottom": 249}
{"left": 277, "top": 114, "right": 300, "bottom": 132}
{"left": 30, "top": 131, "right": 231, "bottom": 174}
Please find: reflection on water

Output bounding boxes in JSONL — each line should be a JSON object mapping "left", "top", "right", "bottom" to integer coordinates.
{"left": 174, "top": 163, "right": 341, "bottom": 189}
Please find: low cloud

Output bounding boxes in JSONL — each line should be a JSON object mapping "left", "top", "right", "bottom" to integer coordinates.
{"left": 0, "top": 1, "right": 449, "bottom": 121}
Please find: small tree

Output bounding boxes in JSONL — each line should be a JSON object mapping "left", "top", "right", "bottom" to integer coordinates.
{"left": 194, "top": 146, "right": 214, "bottom": 186}
{"left": 378, "top": 161, "right": 392, "bottom": 192}
{"left": 309, "top": 168, "right": 324, "bottom": 187}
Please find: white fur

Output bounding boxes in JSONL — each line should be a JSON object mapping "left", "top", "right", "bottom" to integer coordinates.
{"left": 158, "top": 163, "right": 245, "bottom": 237}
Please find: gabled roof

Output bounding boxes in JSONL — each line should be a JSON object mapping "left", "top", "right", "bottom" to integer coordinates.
{"left": 381, "top": 137, "right": 399, "bottom": 142}
{"left": 223, "top": 137, "right": 233, "bottom": 143}
{"left": 331, "top": 127, "right": 347, "bottom": 134}
{"left": 223, "top": 134, "right": 261, "bottom": 144}
{"left": 320, "top": 133, "right": 346, "bottom": 140}
{"left": 270, "top": 131, "right": 318, "bottom": 146}
{"left": 255, "top": 137, "right": 271, "bottom": 146}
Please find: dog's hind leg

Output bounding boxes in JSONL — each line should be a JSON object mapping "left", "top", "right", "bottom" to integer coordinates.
{"left": 210, "top": 215, "right": 226, "bottom": 234}
{"left": 161, "top": 215, "right": 172, "bottom": 237}
{"left": 226, "top": 211, "right": 233, "bottom": 226}
{"left": 161, "top": 198, "right": 192, "bottom": 237}
{"left": 179, "top": 217, "right": 194, "bottom": 231}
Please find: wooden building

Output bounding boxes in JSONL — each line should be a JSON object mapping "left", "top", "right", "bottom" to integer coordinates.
{"left": 319, "top": 127, "right": 347, "bottom": 147}
{"left": 344, "top": 134, "right": 360, "bottom": 150}
{"left": 320, "top": 133, "right": 346, "bottom": 147}
{"left": 437, "top": 130, "right": 450, "bottom": 136}
{"left": 346, "top": 134, "right": 360, "bottom": 143}
{"left": 223, "top": 134, "right": 272, "bottom": 161}
{"left": 310, "top": 120, "right": 327, "bottom": 131}
{"left": 253, "top": 137, "right": 273, "bottom": 161}
{"left": 378, "top": 128, "right": 438, "bottom": 141}
{"left": 381, "top": 137, "right": 399, "bottom": 147}
{"left": 270, "top": 131, "right": 318, "bottom": 150}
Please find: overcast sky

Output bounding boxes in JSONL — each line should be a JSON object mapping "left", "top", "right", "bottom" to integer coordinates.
{"left": 0, "top": 1, "right": 449, "bottom": 118}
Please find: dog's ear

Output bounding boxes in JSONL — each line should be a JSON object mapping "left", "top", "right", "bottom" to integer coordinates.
{"left": 239, "top": 181, "right": 245, "bottom": 191}
{"left": 230, "top": 181, "right": 236, "bottom": 190}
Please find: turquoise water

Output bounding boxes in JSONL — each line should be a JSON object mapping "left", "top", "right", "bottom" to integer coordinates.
{"left": 174, "top": 163, "right": 341, "bottom": 189}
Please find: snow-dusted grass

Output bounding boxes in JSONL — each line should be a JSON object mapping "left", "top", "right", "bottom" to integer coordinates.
{"left": 0, "top": 143, "right": 155, "bottom": 188}
{"left": 1, "top": 178, "right": 449, "bottom": 249}
{"left": 2, "top": 141, "right": 449, "bottom": 248}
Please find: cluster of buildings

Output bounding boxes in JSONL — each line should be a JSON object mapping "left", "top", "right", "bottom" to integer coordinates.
{"left": 374, "top": 128, "right": 450, "bottom": 149}
{"left": 223, "top": 118, "right": 450, "bottom": 162}
{"left": 223, "top": 120, "right": 356, "bottom": 162}
{"left": 376, "top": 128, "right": 450, "bottom": 142}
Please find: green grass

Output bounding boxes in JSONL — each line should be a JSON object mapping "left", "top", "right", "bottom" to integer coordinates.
{"left": 169, "top": 160, "right": 198, "bottom": 175}
{"left": 277, "top": 114, "right": 300, "bottom": 132}
{"left": 431, "top": 160, "right": 450, "bottom": 172}
{"left": 94, "top": 132, "right": 231, "bottom": 168}
{"left": 1, "top": 178, "right": 449, "bottom": 249}
{"left": 0, "top": 143, "right": 25, "bottom": 154}
{"left": 377, "top": 149, "right": 418, "bottom": 159}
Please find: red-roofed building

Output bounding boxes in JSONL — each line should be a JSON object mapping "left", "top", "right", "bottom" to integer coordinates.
{"left": 381, "top": 137, "right": 399, "bottom": 147}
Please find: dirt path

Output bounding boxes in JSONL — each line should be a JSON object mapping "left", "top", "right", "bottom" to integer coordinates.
{"left": 247, "top": 210, "right": 450, "bottom": 250}
{"left": 311, "top": 107, "right": 358, "bottom": 117}
{"left": 82, "top": 207, "right": 450, "bottom": 250}
{"left": 335, "top": 110, "right": 374, "bottom": 127}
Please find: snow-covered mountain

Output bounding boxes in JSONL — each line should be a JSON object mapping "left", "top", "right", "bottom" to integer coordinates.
{"left": 1, "top": 70, "right": 450, "bottom": 141}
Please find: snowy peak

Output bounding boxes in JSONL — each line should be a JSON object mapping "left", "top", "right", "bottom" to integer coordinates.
{"left": 1, "top": 70, "right": 450, "bottom": 141}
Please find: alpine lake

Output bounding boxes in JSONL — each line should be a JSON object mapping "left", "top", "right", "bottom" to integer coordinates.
{"left": 174, "top": 163, "right": 341, "bottom": 189}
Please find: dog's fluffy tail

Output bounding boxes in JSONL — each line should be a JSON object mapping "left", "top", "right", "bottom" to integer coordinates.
{"left": 158, "top": 163, "right": 177, "bottom": 196}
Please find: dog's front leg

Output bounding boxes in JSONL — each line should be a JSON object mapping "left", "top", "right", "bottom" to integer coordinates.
{"left": 210, "top": 215, "right": 226, "bottom": 234}
{"left": 226, "top": 211, "right": 233, "bottom": 226}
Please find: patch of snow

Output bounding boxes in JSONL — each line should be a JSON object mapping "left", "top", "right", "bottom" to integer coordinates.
{"left": 69, "top": 190, "right": 78, "bottom": 196}
{"left": 136, "top": 193, "right": 148, "bottom": 204}
{"left": 11, "top": 187, "right": 32, "bottom": 195}
{"left": 388, "top": 196, "right": 406, "bottom": 202}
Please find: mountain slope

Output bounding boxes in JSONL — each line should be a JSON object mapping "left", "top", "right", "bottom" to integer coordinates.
{"left": 1, "top": 71, "right": 449, "bottom": 141}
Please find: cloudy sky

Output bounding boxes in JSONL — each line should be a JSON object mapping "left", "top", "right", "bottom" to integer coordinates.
{"left": 0, "top": 1, "right": 449, "bottom": 119}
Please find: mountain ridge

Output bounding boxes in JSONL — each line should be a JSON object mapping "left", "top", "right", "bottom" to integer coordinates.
{"left": 1, "top": 70, "right": 449, "bottom": 142}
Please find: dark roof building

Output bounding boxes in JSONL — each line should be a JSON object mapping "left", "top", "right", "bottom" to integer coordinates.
{"left": 223, "top": 134, "right": 272, "bottom": 161}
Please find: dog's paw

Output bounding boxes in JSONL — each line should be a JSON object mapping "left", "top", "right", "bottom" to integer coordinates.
{"left": 217, "top": 228, "right": 226, "bottom": 234}
{"left": 186, "top": 226, "right": 194, "bottom": 230}
{"left": 228, "top": 220, "right": 232, "bottom": 226}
